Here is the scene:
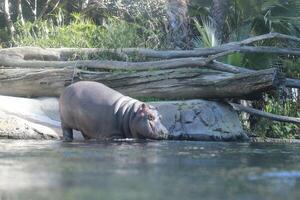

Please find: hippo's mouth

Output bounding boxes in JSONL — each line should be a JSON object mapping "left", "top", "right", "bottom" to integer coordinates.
{"left": 148, "top": 122, "right": 169, "bottom": 139}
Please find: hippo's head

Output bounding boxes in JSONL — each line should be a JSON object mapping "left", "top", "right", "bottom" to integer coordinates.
{"left": 131, "top": 103, "right": 169, "bottom": 140}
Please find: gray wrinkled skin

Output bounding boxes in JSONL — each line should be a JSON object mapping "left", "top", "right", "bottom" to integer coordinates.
{"left": 59, "top": 81, "right": 169, "bottom": 141}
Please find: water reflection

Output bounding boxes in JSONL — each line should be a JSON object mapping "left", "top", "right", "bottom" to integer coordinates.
{"left": 1, "top": 140, "right": 300, "bottom": 199}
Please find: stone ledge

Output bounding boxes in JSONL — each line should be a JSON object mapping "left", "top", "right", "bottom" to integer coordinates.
{"left": 0, "top": 96, "right": 248, "bottom": 141}
{"left": 0, "top": 111, "right": 59, "bottom": 139}
{"left": 150, "top": 100, "right": 248, "bottom": 141}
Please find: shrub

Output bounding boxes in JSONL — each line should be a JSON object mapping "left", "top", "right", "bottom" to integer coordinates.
{"left": 13, "top": 13, "right": 163, "bottom": 49}
{"left": 251, "top": 97, "right": 300, "bottom": 139}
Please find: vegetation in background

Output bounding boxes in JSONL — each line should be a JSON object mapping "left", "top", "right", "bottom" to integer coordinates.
{"left": 1, "top": 0, "right": 168, "bottom": 49}
{"left": 192, "top": 17, "right": 218, "bottom": 48}
{"left": 252, "top": 97, "right": 300, "bottom": 139}
{"left": 190, "top": 0, "right": 300, "bottom": 139}
{"left": 13, "top": 13, "right": 164, "bottom": 49}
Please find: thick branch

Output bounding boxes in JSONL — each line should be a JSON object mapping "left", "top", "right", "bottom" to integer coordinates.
{"left": 209, "top": 61, "right": 299, "bottom": 89}
{"left": 0, "top": 67, "right": 279, "bottom": 99}
{"left": 239, "top": 32, "right": 300, "bottom": 45}
{"left": 0, "top": 32, "right": 299, "bottom": 62}
{"left": 0, "top": 54, "right": 216, "bottom": 71}
{"left": 230, "top": 102, "right": 300, "bottom": 125}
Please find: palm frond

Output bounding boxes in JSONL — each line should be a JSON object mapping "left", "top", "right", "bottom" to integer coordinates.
{"left": 193, "top": 17, "right": 218, "bottom": 48}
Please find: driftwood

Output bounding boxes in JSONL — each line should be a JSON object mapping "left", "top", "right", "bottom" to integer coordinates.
{"left": 0, "top": 32, "right": 298, "bottom": 99}
{"left": 208, "top": 61, "right": 300, "bottom": 88}
{"left": 0, "top": 54, "right": 222, "bottom": 70}
{"left": 0, "top": 67, "right": 279, "bottom": 99}
{"left": 230, "top": 103, "right": 300, "bottom": 125}
{"left": 1, "top": 33, "right": 299, "bottom": 60}
{"left": 0, "top": 33, "right": 299, "bottom": 90}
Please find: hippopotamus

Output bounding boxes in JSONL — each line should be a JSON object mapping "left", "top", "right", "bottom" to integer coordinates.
{"left": 59, "top": 81, "right": 169, "bottom": 141}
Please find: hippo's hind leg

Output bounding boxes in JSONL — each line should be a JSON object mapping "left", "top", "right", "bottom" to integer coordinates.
{"left": 62, "top": 124, "right": 73, "bottom": 142}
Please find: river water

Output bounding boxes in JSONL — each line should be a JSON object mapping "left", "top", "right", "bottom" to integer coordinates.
{"left": 1, "top": 140, "right": 300, "bottom": 200}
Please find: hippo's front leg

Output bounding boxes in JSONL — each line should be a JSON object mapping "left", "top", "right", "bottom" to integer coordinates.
{"left": 62, "top": 124, "right": 73, "bottom": 142}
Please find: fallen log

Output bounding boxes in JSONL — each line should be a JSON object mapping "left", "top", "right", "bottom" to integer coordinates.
{"left": 0, "top": 67, "right": 279, "bottom": 99}
{"left": 1, "top": 44, "right": 299, "bottom": 61}
{"left": 0, "top": 54, "right": 209, "bottom": 70}
{"left": 209, "top": 61, "right": 300, "bottom": 89}
{"left": 230, "top": 102, "right": 300, "bottom": 125}
{"left": 1, "top": 33, "right": 299, "bottom": 60}
{"left": 2, "top": 47, "right": 298, "bottom": 89}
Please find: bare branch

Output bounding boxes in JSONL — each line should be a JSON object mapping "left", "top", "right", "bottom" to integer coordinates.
{"left": 230, "top": 102, "right": 300, "bottom": 125}
{"left": 239, "top": 32, "right": 300, "bottom": 45}
{"left": 46, "top": 0, "right": 61, "bottom": 16}
{"left": 38, "top": 0, "right": 53, "bottom": 20}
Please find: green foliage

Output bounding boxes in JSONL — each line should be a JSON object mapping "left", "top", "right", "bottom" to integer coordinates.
{"left": 224, "top": 53, "right": 244, "bottom": 66}
{"left": 250, "top": 0, "right": 300, "bottom": 36}
{"left": 86, "top": 0, "right": 168, "bottom": 49}
{"left": 281, "top": 58, "right": 300, "bottom": 79}
{"left": 13, "top": 12, "right": 96, "bottom": 48}
{"left": 0, "top": 29, "right": 10, "bottom": 47}
{"left": 190, "top": 0, "right": 300, "bottom": 43}
{"left": 252, "top": 97, "right": 300, "bottom": 139}
{"left": 193, "top": 17, "right": 218, "bottom": 48}
{"left": 13, "top": 12, "right": 163, "bottom": 49}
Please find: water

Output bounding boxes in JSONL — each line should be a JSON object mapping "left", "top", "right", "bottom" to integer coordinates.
{"left": 1, "top": 140, "right": 300, "bottom": 200}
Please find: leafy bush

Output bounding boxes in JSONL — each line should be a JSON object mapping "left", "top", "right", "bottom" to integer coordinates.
{"left": 13, "top": 12, "right": 163, "bottom": 49}
{"left": 252, "top": 97, "right": 300, "bottom": 139}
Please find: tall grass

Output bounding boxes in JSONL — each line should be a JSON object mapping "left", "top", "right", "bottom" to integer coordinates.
{"left": 13, "top": 12, "right": 163, "bottom": 49}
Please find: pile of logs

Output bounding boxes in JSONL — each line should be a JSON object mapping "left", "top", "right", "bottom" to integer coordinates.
{"left": 0, "top": 32, "right": 300, "bottom": 125}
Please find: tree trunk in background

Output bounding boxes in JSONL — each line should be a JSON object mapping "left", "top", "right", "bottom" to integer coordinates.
{"left": 4, "top": 0, "right": 15, "bottom": 37}
{"left": 81, "top": 0, "right": 90, "bottom": 9}
{"left": 38, "top": 0, "right": 53, "bottom": 20}
{"left": 16, "top": 0, "right": 25, "bottom": 25}
{"left": 167, "top": 0, "right": 191, "bottom": 49}
{"left": 34, "top": 0, "right": 37, "bottom": 20}
{"left": 211, "top": 0, "right": 230, "bottom": 44}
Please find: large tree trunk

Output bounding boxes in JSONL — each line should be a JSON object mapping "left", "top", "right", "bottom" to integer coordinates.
{"left": 3, "top": 0, "right": 15, "bottom": 37}
{"left": 16, "top": 0, "right": 25, "bottom": 25}
{"left": 0, "top": 67, "right": 279, "bottom": 99}
{"left": 167, "top": 0, "right": 191, "bottom": 49}
{"left": 210, "top": 0, "right": 230, "bottom": 44}
{"left": 38, "top": 0, "right": 53, "bottom": 19}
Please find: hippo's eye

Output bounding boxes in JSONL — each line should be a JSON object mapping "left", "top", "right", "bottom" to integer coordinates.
{"left": 148, "top": 114, "right": 155, "bottom": 121}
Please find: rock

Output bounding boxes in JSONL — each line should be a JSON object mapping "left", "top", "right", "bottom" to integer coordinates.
{"left": 180, "top": 109, "right": 195, "bottom": 123}
{"left": 0, "top": 111, "right": 60, "bottom": 139}
{"left": 0, "top": 96, "right": 247, "bottom": 141}
{"left": 173, "top": 122, "right": 184, "bottom": 136}
{"left": 150, "top": 100, "right": 247, "bottom": 141}
{"left": 183, "top": 117, "right": 206, "bottom": 135}
{"left": 197, "top": 106, "right": 216, "bottom": 127}
{"left": 153, "top": 103, "right": 178, "bottom": 130}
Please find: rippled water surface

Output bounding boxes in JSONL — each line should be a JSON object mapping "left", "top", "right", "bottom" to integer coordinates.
{"left": 1, "top": 140, "right": 300, "bottom": 200}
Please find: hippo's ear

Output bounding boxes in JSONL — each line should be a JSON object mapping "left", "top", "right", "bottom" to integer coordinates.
{"left": 141, "top": 103, "right": 147, "bottom": 110}
{"left": 137, "top": 103, "right": 147, "bottom": 117}
{"left": 148, "top": 105, "right": 156, "bottom": 110}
